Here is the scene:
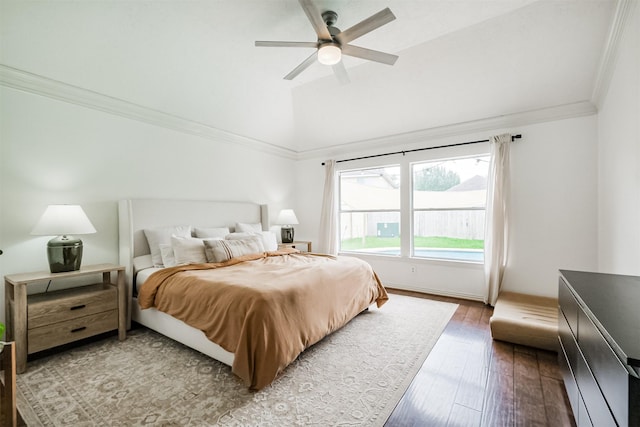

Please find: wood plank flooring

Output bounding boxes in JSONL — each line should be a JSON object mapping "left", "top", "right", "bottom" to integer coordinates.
{"left": 385, "top": 289, "right": 575, "bottom": 427}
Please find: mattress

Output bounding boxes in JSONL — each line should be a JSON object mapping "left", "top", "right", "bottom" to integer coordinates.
{"left": 135, "top": 267, "right": 163, "bottom": 293}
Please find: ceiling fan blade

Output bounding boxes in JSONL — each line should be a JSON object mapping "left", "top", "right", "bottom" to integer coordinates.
{"left": 298, "top": 0, "right": 332, "bottom": 41}
{"left": 284, "top": 51, "right": 318, "bottom": 80}
{"left": 332, "top": 62, "right": 350, "bottom": 85}
{"left": 342, "top": 44, "right": 398, "bottom": 66}
{"left": 255, "top": 41, "right": 317, "bottom": 48}
{"left": 335, "top": 8, "right": 396, "bottom": 45}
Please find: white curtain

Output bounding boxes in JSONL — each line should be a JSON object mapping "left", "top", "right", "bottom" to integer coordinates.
{"left": 318, "top": 160, "right": 338, "bottom": 255}
{"left": 484, "top": 133, "right": 512, "bottom": 306}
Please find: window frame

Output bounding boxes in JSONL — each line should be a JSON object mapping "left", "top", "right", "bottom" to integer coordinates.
{"left": 335, "top": 143, "right": 490, "bottom": 264}
{"left": 337, "top": 164, "right": 402, "bottom": 257}
{"left": 410, "top": 154, "right": 490, "bottom": 263}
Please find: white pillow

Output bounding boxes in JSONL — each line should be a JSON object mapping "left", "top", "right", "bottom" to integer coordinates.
{"left": 159, "top": 243, "right": 177, "bottom": 268}
{"left": 171, "top": 236, "right": 207, "bottom": 265}
{"left": 235, "top": 222, "right": 262, "bottom": 233}
{"left": 144, "top": 226, "right": 191, "bottom": 267}
{"left": 204, "top": 236, "right": 265, "bottom": 263}
{"left": 259, "top": 231, "right": 278, "bottom": 251}
{"left": 226, "top": 231, "right": 278, "bottom": 252}
{"left": 194, "top": 227, "right": 230, "bottom": 239}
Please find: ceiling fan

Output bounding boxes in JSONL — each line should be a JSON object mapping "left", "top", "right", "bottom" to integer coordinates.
{"left": 255, "top": 0, "right": 398, "bottom": 83}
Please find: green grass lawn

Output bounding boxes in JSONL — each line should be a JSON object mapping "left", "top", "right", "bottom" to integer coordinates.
{"left": 340, "top": 236, "right": 484, "bottom": 250}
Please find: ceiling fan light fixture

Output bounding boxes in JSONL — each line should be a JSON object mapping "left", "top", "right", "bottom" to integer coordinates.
{"left": 318, "top": 44, "right": 341, "bottom": 65}
{"left": 255, "top": 4, "right": 397, "bottom": 80}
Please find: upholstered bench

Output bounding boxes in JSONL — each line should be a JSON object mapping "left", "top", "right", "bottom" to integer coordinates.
{"left": 489, "top": 291, "right": 558, "bottom": 351}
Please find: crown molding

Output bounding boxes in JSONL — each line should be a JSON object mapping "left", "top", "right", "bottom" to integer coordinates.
{"left": 0, "top": 64, "right": 297, "bottom": 160}
{"left": 591, "top": 0, "right": 635, "bottom": 107}
{"left": 0, "top": 64, "right": 598, "bottom": 164}
{"left": 296, "top": 100, "right": 598, "bottom": 161}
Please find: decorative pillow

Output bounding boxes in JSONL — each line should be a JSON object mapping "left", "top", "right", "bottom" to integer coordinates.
{"left": 204, "top": 236, "right": 265, "bottom": 263}
{"left": 260, "top": 231, "right": 278, "bottom": 251}
{"left": 194, "top": 227, "right": 230, "bottom": 239}
{"left": 171, "top": 236, "right": 207, "bottom": 265}
{"left": 235, "top": 222, "right": 262, "bottom": 233}
{"left": 159, "top": 243, "right": 177, "bottom": 268}
{"left": 144, "top": 226, "right": 191, "bottom": 267}
{"left": 226, "top": 231, "right": 278, "bottom": 252}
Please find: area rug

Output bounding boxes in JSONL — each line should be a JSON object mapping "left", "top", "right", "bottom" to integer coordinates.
{"left": 16, "top": 294, "right": 457, "bottom": 426}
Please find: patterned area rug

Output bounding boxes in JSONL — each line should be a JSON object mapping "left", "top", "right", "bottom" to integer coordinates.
{"left": 16, "top": 294, "right": 457, "bottom": 426}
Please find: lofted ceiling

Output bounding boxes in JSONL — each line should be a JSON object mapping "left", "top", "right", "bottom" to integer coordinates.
{"left": 0, "top": 0, "right": 617, "bottom": 154}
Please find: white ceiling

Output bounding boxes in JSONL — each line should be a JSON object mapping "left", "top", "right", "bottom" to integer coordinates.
{"left": 0, "top": 0, "right": 616, "bottom": 154}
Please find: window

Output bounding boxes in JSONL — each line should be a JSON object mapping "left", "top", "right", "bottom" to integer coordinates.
{"left": 412, "top": 155, "right": 489, "bottom": 262}
{"left": 339, "top": 166, "right": 401, "bottom": 255}
{"left": 337, "top": 154, "right": 489, "bottom": 263}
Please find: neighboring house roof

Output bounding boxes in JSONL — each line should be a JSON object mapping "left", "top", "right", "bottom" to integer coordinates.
{"left": 447, "top": 175, "right": 487, "bottom": 192}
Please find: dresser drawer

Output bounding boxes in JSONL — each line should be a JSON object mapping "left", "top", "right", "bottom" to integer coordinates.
{"left": 558, "top": 335, "right": 579, "bottom": 414}
{"left": 28, "top": 309, "right": 118, "bottom": 354}
{"left": 559, "top": 277, "right": 578, "bottom": 336}
{"left": 575, "top": 346, "right": 617, "bottom": 427}
{"left": 28, "top": 284, "right": 117, "bottom": 329}
{"left": 577, "top": 394, "right": 592, "bottom": 427}
{"left": 578, "top": 308, "right": 629, "bottom": 425}
{"left": 559, "top": 308, "right": 578, "bottom": 368}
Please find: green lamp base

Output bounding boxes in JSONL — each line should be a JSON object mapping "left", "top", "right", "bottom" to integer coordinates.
{"left": 47, "top": 235, "right": 84, "bottom": 273}
{"left": 281, "top": 227, "right": 294, "bottom": 244}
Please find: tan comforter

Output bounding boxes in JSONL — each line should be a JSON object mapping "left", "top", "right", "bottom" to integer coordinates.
{"left": 138, "top": 250, "right": 388, "bottom": 390}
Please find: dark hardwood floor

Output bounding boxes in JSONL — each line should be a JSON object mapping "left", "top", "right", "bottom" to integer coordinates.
{"left": 385, "top": 289, "right": 575, "bottom": 427}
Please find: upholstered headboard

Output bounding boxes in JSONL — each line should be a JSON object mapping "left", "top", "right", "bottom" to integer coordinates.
{"left": 118, "top": 199, "right": 269, "bottom": 327}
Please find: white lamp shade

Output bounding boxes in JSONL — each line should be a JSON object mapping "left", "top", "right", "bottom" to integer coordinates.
{"left": 317, "top": 44, "right": 341, "bottom": 65}
{"left": 276, "top": 209, "right": 299, "bottom": 225}
{"left": 31, "top": 205, "right": 97, "bottom": 236}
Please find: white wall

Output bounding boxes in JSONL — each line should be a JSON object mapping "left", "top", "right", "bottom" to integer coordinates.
{"left": 0, "top": 87, "right": 296, "bottom": 324}
{"left": 295, "top": 115, "right": 599, "bottom": 300}
{"left": 597, "top": 2, "right": 640, "bottom": 275}
{"left": 505, "top": 116, "right": 599, "bottom": 295}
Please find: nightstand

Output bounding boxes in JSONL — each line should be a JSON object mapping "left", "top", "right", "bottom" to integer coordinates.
{"left": 278, "top": 241, "right": 312, "bottom": 252}
{"left": 4, "top": 263, "right": 126, "bottom": 374}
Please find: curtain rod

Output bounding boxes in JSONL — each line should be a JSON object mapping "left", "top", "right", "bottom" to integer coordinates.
{"left": 321, "top": 134, "right": 522, "bottom": 165}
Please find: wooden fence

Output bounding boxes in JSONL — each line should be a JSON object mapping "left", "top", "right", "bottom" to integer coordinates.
{"left": 340, "top": 210, "right": 485, "bottom": 240}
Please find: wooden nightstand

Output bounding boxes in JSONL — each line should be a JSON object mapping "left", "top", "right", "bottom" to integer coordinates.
{"left": 4, "top": 263, "right": 126, "bottom": 374}
{"left": 278, "top": 241, "right": 312, "bottom": 252}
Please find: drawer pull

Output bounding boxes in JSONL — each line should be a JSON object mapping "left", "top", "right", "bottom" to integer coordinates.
{"left": 70, "top": 326, "right": 87, "bottom": 333}
{"left": 70, "top": 304, "right": 86, "bottom": 311}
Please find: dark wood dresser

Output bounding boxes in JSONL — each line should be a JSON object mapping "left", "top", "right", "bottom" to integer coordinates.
{"left": 558, "top": 270, "right": 640, "bottom": 427}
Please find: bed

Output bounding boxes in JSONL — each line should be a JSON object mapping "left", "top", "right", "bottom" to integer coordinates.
{"left": 118, "top": 199, "right": 388, "bottom": 390}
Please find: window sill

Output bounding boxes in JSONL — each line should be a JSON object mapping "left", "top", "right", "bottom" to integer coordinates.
{"left": 339, "top": 251, "right": 484, "bottom": 269}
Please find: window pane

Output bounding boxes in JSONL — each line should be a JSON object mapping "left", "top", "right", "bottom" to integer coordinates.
{"left": 412, "top": 156, "right": 489, "bottom": 262}
{"left": 413, "top": 210, "right": 484, "bottom": 261}
{"left": 413, "top": 157, "right": 489, "bottom": 209}
{"left": 340, "top": 212, "right": 401, "bottom": 254}
{"left": 340, "top": 167, "right": 400, "bottom": 211}
{"left": 339, "top": 166, "right": 400, "bottom": 255}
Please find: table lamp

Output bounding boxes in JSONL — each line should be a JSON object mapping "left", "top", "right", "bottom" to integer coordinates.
{"left": 277, "top": 209, "right": 299, "bottom": 244}
{"left": 31, "top": 204, "right": 96, "bottom": 273}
